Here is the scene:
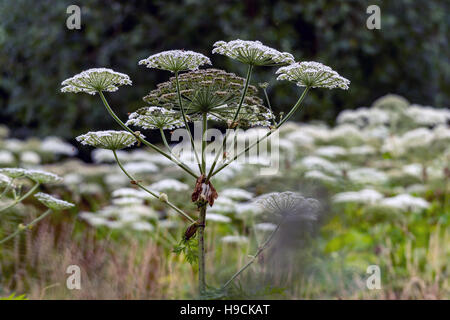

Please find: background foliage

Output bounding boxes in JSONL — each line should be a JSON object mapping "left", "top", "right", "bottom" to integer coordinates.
{"left": 0, "top": 0, "right": 448, "bottom": 139}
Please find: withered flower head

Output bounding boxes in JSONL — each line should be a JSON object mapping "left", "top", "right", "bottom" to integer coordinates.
{"left": 191, "top": 174, "right": 218, "bottom": 207}
{"left": 184, "top": 221, "right": 200, "bottom": 241}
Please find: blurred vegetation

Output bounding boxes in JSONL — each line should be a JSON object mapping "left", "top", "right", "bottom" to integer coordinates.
{"left": 0, "top": 0, "right": 448, "bottom": 139}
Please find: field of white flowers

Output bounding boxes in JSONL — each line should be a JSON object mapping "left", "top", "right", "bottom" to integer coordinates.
{"left": 0, "top": 94, "right": 448, "bottom": 299}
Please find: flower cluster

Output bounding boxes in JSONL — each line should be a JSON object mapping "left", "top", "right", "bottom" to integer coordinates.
{"left": 212, "top": 40, "right": 295, "bottom": 66}
{"left": 61, "top": 68, "right": 132, "bottom": 94}
{"left": 276, "top": 61, "right": 350, "bottom": 90}
{"left": 142, "top": 68, "right": 273, "bottom": 127}
{"left": 126, "top": 106, "right": 185, "bottom": 130}
{"left": 138, "top": 50, "right": 211, "bottom": 73}
{"left": 76, "top": 130, "right": 143, "bottom": 150}
{"left": 256, "top": 191, "right": 321, "bottom": 220}
{"left": 35, "top": 192, "right": 75, "bottom": 210}
{"left": 0, "top": 168, "right": 28, "bottom": 178}
{"left": 25, "top": 169, "right": 63, "bottom": 184}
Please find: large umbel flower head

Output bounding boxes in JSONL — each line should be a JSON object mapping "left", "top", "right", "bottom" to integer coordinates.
{"left": 61, "top": 68, "right": 132, "bottom": 94}
{"left": 142, "top": 68, "right": 274, "bottom": 127}
{"left": 35, "top": 192, "right": 75, "bottom": 211}
{"left": 255, "top": 191, "right": 321, "bottom": 220}
{"left": 138, "top": 50, "right": 211, "bottom": 73}
{"left": 76, "top": 130, "right": 143, "bottom": 150}
{"left": 212, "top": 40, "right": 295, "bottom": 66}
{"left": 126, "top": 107, "right": 185, "bottom": 130}
{"left": 276, "top": 61, "right": 350, "bottom": 90}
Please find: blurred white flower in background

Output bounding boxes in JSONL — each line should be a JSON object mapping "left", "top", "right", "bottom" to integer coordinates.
{"left": 221, "top": 235, "right": 249, "bottom": 244}
{"left": 122, "top": 162, "right": 158, "bottom": 174}
{"left": 379, "top": 194, "right": 430, "bottom": 212}
{"left": 220, "top": 188, "right": 254, "bottom": 201}
{"left": 41, "top": 136, "right": 77, "bottom": 156}
{"left": 333, "top": 189, "right": 384, "bottom": 204}
{"left": 347, "top": 168, "right": 388, "bottom": 185}
{"left": 148, "top": 179, "right": 189, "bottom": 192}
{"left": 20, "top": 151, "right": 41, "bottom": 165}
{"left": 0, "top": 150, "right": 14, "bottom": 165}
{"left": 206, "top": 213, "right": 231, "bottom": 223}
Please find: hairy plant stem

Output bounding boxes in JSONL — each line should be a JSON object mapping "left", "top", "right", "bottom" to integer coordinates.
{"left": 201, "top": 113, "right": 207, "bottom": 173}
{"left": 98, "top": 91, "right": 198, "bottom": 178}
{"left": 112, "top": 150, "right": 195, "bottom": 223}
{"left": 0, "top": 209, "right": 52, "bottom": 245}
{"left": 174, "top": 72, "right": 203, "bottom": 174}
{"left": 206, "top": 65, "right": 254, "bottom": 181}
{"left": 198, "top": 204, "right": 207, "bottom": 294}
{"left": 159, "top": 128, "right": 187, "bottom": 166}
{"left": 263, "top": 88, "right": 277, "bottom": 126}
{"left": 211, "top": 87, "right": 310, "bottom": 177}
{"left": 221, "top": 218, "right": 284, "bottom": 290}
{"left": 0, "top": 182, "right": 40, "bottom": 213}
{"left": 197, "top": 112, "right": 209, "bottom": 295}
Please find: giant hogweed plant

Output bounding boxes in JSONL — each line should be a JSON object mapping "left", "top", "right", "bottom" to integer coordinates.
{"left": 62, "top": 40, "right": 349, "bottom": 296}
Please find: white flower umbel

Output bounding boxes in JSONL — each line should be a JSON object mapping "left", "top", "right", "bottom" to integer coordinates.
{"left": 138, "top": 50, "right": 211, "bottom": 73}
{"left": 255, "top": 191, "right": 320, "bottom": 219}
{"left": 76, "top": 130, "right": 142, "bottom": 150}
{"left": 276, "top": 61, "right": 350, "bottom": 89}
{"left": 0, "top": 168, "right": 28, "bottom": 179}
{"left": 35, "top": 192, "right": 75, "bottom": 210}
{"left": 126, "top": 107, "right": 184, "bottom": 130}
{"left": 212, "top": 40, "right": 295, "bottom": 66}
{"left": 61, "top": 68, "right": 132, "bottom": 94}
{"left": 25, "top": 169, "right": 63, "bottom": 184}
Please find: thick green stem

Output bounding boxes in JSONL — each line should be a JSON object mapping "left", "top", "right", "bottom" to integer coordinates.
{"left": 174, "top": 72, "right": 203, "bottom": 174}
{"left": 0, "top": 182, "right": 40, "bottom": 213}
{"left": 0, "top": 209, "right": 52, "bottom": 245}
{"left": 201, "top": 113, "right": 207, "bottom": 173}
{"left": 98, "top": 91, "right": 198, "bottom": 178}
{"left": 221, "top": 219, "right": 283, "bottom": 290}
{"left": 198, "top": 204, "right": 207, "bottom": 294}
{"left": 212, "top": 87, "right": 310, "bottom": 177}
{"left": 112, "top": 150, "right": 195, "bottom": 223}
